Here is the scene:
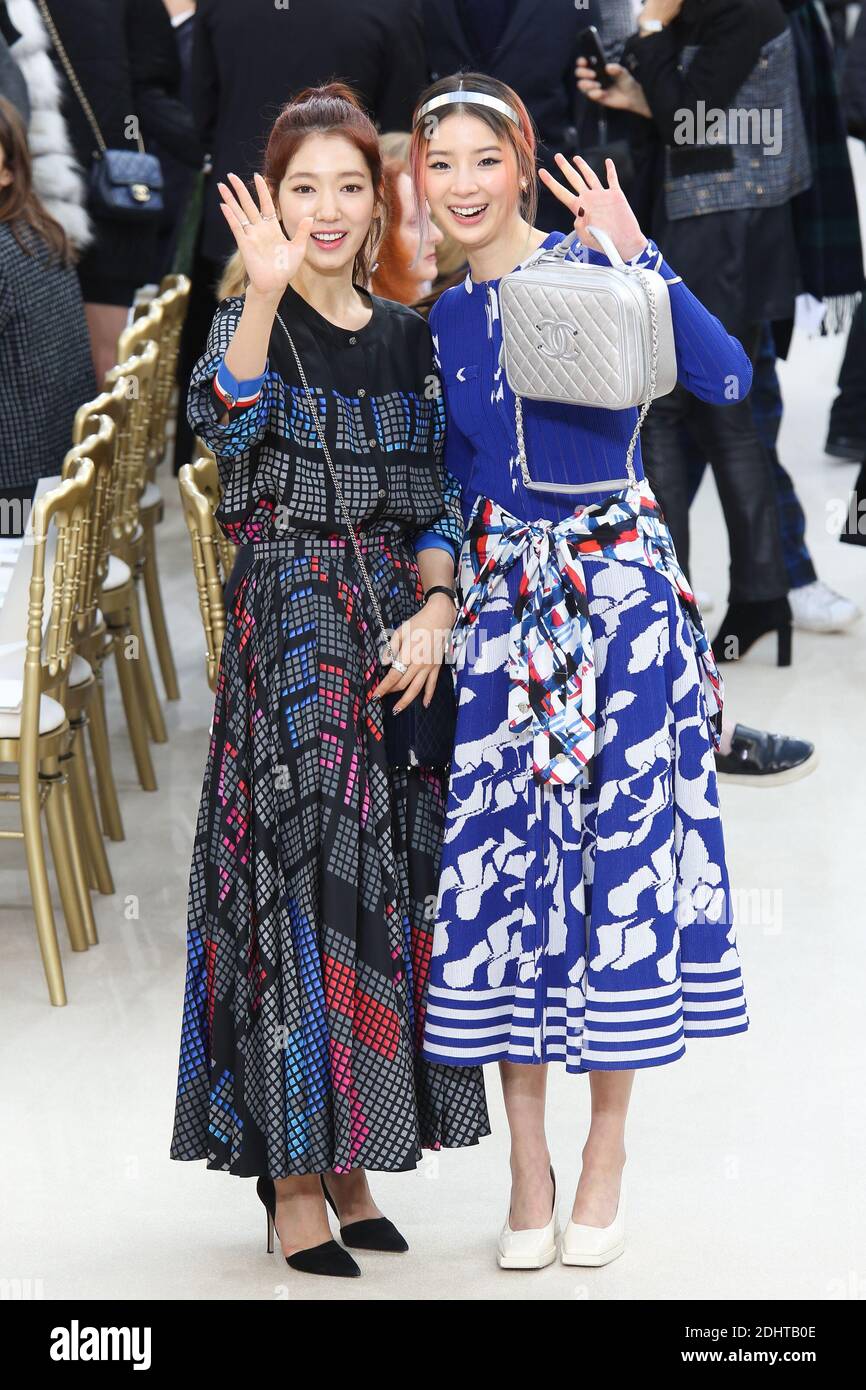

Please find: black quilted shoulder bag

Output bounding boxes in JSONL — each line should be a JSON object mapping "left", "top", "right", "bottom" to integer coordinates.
{"left": 37, "top": 0, "right": 164, "bottom": 224}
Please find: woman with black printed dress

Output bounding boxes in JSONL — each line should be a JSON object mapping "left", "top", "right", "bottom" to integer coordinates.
{"left": 168, "top": 82, "right": 489, "bottom": 1279}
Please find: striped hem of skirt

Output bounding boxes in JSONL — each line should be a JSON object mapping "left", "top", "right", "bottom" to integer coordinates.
{"left": 420, "top": 964, "right": 748, "bottom": 1073}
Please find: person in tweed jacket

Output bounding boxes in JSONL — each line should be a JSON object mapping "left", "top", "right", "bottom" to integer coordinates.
{"left": 0, "top": 95, "right": 95, "bottom": 533}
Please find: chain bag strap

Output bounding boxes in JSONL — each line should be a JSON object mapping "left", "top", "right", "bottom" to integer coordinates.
{"left": 36, "top": 0, "right": 163, "bottom": 223}
{"left": 274, "top": 311, "right": 456, "bottom": 769}
{"left": 508, "top": 226, "right": 666, "bottom": 496}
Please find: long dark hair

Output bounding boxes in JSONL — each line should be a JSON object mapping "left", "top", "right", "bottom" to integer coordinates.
{"left": 0, "top": 96, "right": 75, "bottom": 265}
{"left": 222, "top": 82, "right": 389, "bottom": 296}
{"left": 214, "top": 80, "right": 386, "bottom": 296}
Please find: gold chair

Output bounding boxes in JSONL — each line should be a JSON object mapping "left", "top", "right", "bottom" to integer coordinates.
{"left": 57, "top": 416, "right": 118, "bottom": 898}
{"left": 105, "top": 322, "right": 170, "bottom": 768}
{"left": 186, "top": 445, "right": 237, "bottom": 582}
{"left": 72, "top": 379, "right": 131, "bottom": 839}
{"left": 178, "top": 452, "right": 236, "bottom": 691}
{"left": 83, "top": 343, "right": 161, "bottom": 792}
{"left": 0, "top": 462, "right": 97, "bottom": 1005}
{"left": 132, "top": 274, "right": 192, "bottom": 702}
{"left": 135, "top": 274, "right": 191, "bottom": 473}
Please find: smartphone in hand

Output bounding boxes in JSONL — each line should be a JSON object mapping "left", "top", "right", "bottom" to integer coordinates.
{"left": 577, "top": 25, "right": 616, "bottom": 89}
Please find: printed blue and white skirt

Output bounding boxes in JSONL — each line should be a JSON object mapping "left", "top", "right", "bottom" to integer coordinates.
{"left": 421, "top": 490, "right": 750, "bottom": 1074}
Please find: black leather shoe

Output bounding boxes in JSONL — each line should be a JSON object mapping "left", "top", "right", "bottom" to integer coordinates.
{"left": 825, "top": 434, "right": 866, "bottom": 462}
{"left": 715, "top": 724, "right": 818, "bottom": 786}
{"left": 256, "top": 1175, "right": 361, "bottom": 1277}
{"left": 712, "top": 597, "right": 792, "bottom": 666}
{"left": 321, "top": 1175, "right": 409, "bottom": 1252}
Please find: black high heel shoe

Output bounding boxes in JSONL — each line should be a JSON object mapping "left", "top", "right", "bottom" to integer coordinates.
{"left": 711, "top": 597, "right": 792, "bottom": 666}
{"left": 255, "top": 1175, "right": 361, "bottom": 1278}
{"left": 320, "top": 1174, "right": 409, "bottom": 1253}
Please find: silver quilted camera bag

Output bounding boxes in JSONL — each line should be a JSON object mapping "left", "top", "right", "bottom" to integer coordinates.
{"left": 499, "top": 225, "right": 678, "bottom": 493}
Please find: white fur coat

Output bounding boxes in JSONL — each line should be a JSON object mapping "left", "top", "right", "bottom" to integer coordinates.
{"left": 7, "top": 0, "right": 93, "bottom": 251}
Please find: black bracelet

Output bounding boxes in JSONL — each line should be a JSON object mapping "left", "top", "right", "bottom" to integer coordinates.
{"left": 424, "top": 584, "right": 457, "bottom": 605}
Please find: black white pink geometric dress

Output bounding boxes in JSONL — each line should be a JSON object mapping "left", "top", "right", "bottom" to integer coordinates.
{"left": 169, "top": 283, "right": 490, "bottom": 1177}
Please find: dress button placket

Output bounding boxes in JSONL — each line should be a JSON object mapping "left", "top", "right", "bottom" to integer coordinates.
{"left": 354, "top": 365, "right": 388, "bottom": 514}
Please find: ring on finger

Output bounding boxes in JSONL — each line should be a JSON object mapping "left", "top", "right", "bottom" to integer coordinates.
{"left": 390, "top": 656, "right": 409, "bottom": 674}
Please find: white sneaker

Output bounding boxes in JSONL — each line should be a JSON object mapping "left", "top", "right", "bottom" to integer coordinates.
{"left": 561, "top": 1177, "right": 626, "bottom": 1267}
{"left": 497, "top": 1167, "right": 558, "bottom": 1269}
{"left": 789, "top": 580, "right": 862, "bottom": 633}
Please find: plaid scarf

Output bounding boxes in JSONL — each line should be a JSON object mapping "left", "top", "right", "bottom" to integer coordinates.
{"left": 789, "top": 1, "right": 864, "bottom": 331}
{"left": 450, "top": 482, "right": 724, "bottom": 787}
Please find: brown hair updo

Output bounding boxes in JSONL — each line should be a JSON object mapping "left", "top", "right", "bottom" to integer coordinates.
{"left": 219, "top": 80, "right": 385, "bottom": 299}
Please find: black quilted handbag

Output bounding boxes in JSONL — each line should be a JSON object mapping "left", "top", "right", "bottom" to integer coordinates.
{"left": 275, "top": 313, "right": 458, "bottom": 771}
{"left": 37, "top": 0, "right": 164, "bottom": 224}
{"left": 381, "top": 660, "right": 457, "bottom": 770}
{"left": 88, "top": 148, "right": 164, "bottom": 224}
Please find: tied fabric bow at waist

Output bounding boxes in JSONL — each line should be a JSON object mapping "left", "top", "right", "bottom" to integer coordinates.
{"left": 449, "top": 482, "right": 724, "bottom": 787}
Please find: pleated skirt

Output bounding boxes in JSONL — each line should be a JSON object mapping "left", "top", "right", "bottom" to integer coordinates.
{"left": 170, "top": 531, "right": 490, "bottom": 1176}
{"left": 422, "top": 552, "right": 750, "bottom": 1074}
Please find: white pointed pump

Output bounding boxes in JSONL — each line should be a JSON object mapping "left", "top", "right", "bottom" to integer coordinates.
{"left": 497, "top": 1167, "right": 559, "bottom": 1270}
{"left": 560, "top": 1175, "right": 626, "bottom": 1267}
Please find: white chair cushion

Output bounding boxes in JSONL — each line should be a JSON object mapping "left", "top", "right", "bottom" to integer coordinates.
{"left": 140, "top": 480, "right": 163, "bottom": 511}
{"left": 69, "top": 652, "right": 93, "bottom": 686}
{"left": 0, "top": 642, "right": 91, "bottom": 696}
{"left": 103, "top": 554, "right": 132, "bottom": 591}
{"left": 0, "top": 693, "right": 66, "bottom": 736}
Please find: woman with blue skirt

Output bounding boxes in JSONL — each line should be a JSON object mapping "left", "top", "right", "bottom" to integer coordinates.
{"left": 408, "top": 72, "right": 751, "bottom": 1269}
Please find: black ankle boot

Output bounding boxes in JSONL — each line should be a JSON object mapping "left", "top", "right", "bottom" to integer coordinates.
{"left": 711, "top": 597, "right": 792, "bottom": 666}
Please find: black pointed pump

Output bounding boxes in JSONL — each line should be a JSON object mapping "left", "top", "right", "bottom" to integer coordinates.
{"left": 256, "top": 1175, "right": 361, "bottom": 1278}
{"left": 320, "top": 1174, "right": 409, "bottom": 1253}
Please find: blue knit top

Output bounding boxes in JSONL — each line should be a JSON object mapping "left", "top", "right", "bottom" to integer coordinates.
{"left": 429, "top": 230, "right": 754, "bottom": 528}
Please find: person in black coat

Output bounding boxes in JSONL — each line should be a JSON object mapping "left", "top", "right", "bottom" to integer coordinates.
{"left": 151, "top": 0, "right": 204, "bottom": 277}
{"left": 827, "top": 4, "right": 866, "bottom": 462}
{"left": 843, "top": 2, "right": 866, "bottom": 141}
{"left": 834, "top": 3, "right": 866, "bottom": 541}
{"left": 580, "top": 0, "right": 803, "bottom": 660}
{"left": 0, "top": 3, "right": 28, "bottom": 122}
{"left": 175, "top": 0, "right": 427, "bottom": 472}
{"left": 43, "top": 0, "right": 200, "bottom": 382}
{"left": 422, "top": 0, "right": 607, "bottom": 233}
{"left": 193, "top": 0, "right": 426, "bottom": 268}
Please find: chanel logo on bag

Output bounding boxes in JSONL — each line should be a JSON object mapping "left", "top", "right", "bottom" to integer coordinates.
{"left": 131, "top": 183, "right": 152, "bottom": 202}
{"left": 535, "top": 318, "right": 580, "bottom": 361}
